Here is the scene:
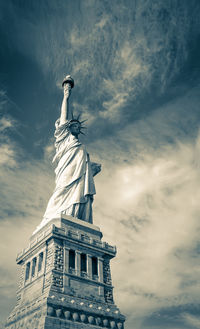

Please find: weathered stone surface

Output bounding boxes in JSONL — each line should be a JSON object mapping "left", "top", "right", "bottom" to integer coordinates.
{"left": 88, "top": 315, "right": 94, "bottom": 324}
{"left": 80, "top": 314, "right": 86, "bottom": 322}
{"left": 103, "top": 318, "right": 109, "bottom": 327}
{"left": 110, "top": 320, "right": 116, "bottom": 328}
{"left": 64, "top": 310, "right": 71, "bottom": 319}
{"left": 96, "top": 317, "right": 102, "bottom": 325}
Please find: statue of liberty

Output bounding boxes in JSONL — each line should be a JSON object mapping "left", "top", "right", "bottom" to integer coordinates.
{"left": 39, "top": 76, "right": 101, "bottom": 230}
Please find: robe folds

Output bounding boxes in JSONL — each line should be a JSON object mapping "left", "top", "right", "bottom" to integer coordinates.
{"left": 43, "top": 119, "right": 96, "bottom": 224}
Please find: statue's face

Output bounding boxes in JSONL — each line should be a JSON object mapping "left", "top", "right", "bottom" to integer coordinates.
{"left": 69, "top": 122, "right": 81, "bottom": 136}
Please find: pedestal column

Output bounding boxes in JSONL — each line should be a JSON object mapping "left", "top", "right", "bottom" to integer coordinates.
{"left": 75, "top": 251, "right": 81, "bottom": 276}
{"left": 87, "top": 254, "right": 92, "bottom": 279}
{"left": 63, "top": 246, "right": 70, "bottom": 289}
{"left": 98, "top": 257, "right": 104, "bottom": 283}
{"left": 98, "top": 257, "right": 104, "bottom": 296}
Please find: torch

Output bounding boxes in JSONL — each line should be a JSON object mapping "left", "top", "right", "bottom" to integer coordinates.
{"left": 62, "top": 75, "right": 74, "bottom": 89}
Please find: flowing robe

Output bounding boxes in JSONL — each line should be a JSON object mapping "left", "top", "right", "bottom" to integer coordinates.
{"left": 43, "top": 119, "right": 96, "bottom": 224}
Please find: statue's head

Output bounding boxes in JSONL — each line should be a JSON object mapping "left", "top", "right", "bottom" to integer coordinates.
{"left": 69, "top": 120, "right": 81, "bottom": 136}
{"left": 68, "top": 118, "right": 86, "bottom": 137}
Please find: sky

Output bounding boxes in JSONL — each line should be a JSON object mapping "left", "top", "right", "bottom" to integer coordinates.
{"left": 0, "top": 0, "right": 200, "bottom": 328}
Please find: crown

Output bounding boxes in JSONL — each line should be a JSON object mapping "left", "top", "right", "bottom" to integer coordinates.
{"left": 67, "top": 114, "right": 87, "bottom": 135}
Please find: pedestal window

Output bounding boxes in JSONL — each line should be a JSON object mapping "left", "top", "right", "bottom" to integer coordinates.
{"left": 69, "top": 250, "right": 75, "bottom": 271}
{"left": 80, "top": 253, "right": 87, "bottom": 275}
{"left": 92, "top": 256, "right": 98, "bottom": 276}
{"left": 31, "top": 257, "right": 37, "bottom": 277}
{"left": 38, "top": 252, "right": 43, "bottom": 272}
{"left": 25, "top": 262, "right": 30, "bottom": 281}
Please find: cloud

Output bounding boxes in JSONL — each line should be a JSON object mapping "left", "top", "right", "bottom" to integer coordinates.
{"left": 65, "top": 1, "right": 200, "bottom": 124}
{"left": 3, "top": 0, "right": 199, "bottom": 126}
{"left": 99, "top": 40, "right": 151, "bottom": 121}
{"left": 0, "top": 92, "right": 21, "bottom": 167}
{"left": 0, "top": 117, "right": 14, "bottom": 131}
{"left": 92, "top": 128, "right": 200, "bottom": 327}
{"left": 182, "top": 313, "right": 200, "bottom": 328}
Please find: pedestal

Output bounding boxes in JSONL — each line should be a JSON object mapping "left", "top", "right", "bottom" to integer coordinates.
{"left": 5, "top": 215, "right": 125, "bottom": 329}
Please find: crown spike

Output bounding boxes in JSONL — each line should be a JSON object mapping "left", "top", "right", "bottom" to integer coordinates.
{"left": 80, "top": 119, "right": 88, "bottom": 124}
{"left": 76, "top": 114, "right": 81, "bottom": 121}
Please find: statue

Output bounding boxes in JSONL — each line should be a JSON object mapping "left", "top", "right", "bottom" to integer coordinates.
{"left": 38, "top": 75, "right": 101, "bottom": 230}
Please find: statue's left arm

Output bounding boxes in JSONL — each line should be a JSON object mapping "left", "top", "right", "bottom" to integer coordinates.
{"left": 91, "top": 162, "right": 101, "bottom": 176}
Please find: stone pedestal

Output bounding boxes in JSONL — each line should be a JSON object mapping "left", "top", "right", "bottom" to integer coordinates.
{"left": 5, "top": 215, "right": 125, "bottom": 329}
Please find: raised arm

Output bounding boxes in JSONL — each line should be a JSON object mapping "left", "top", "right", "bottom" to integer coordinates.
{"left": 59, "top": 83, "right": 73, "bottom": 125}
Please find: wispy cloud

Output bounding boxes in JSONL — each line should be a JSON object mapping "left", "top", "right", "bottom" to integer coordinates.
{"left": 3, "top": 0, "right": 196, "bottom": 125}
{"left": 0, "top": 92, "right": 20, "bottom": 167}
{"left": 65, "top": 1, "right": 197, "bottom": 123}
{"left": 100, "top": 41, "right": 150, "bottom": 120}
{"left": 92, "top": 129, "right": 200, "bottom": 327}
